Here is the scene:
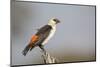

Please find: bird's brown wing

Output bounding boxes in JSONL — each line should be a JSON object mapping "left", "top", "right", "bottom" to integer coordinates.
{"left": 22, "top": 25, "right": 52, "bottom": 56}
{"left": 29, "top": 25, "right": 52, "bottom": 50}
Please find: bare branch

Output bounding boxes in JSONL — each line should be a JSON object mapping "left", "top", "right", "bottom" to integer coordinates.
{"left": 41, "top": 48, "right": 58, "bottom": 64}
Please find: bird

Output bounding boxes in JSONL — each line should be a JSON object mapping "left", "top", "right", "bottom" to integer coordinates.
{"left": 22, "top": 18, "right": 60, "bottom": 56}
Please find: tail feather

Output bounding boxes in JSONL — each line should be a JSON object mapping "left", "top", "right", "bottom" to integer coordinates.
{"left": 22, "top": 45, "right": 30, "bottom": 56}
{"left": 22, "top": 43, "right": 36, "bottom": 56}
{"left": 30, "top": 43, "right": 36, "bottom": 51}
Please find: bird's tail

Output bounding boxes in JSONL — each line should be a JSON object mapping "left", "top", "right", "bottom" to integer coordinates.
{"left": 22, "top": 43, "right": 36, "bottom": 56}
{"left": 22, "top": 45, "right": 30, "bottom": 56}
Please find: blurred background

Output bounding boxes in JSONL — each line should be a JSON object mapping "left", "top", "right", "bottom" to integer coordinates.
{"left": 11, "top": 0, "right": 96, "bottom": 66}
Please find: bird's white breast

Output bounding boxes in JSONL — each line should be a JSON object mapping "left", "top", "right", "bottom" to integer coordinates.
{"left": 42, "top": 26, "right": 56, "bottom": 45}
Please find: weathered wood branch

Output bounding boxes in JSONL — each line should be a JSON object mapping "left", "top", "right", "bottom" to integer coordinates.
{"left": 41, "top": 48, "right": 58, "bottom": 64}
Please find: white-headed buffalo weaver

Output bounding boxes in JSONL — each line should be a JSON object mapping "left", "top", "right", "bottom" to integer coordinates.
{"left": 22, "top": 18, "right": 60, "bottom": 56}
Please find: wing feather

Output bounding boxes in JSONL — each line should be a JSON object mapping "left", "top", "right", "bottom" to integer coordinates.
{"left": 35, "top": 25, "right": 52, "bottom": 45}
{"left": 22, "top": 25, "right": 52, "bottom": 56}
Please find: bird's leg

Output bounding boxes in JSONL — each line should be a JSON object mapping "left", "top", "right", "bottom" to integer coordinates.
{"left": 39, "top": 45, "right": 47, "bottom": 64}
{"left": 39, "top": 45, "right": 46, "bottom": 54}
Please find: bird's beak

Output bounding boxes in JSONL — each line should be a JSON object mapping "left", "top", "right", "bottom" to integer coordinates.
{"left": 55, "top": 19, "right": 60, "bottom": 24}
{"left": 56, "top": 20, "right": 60, "bottom": 24}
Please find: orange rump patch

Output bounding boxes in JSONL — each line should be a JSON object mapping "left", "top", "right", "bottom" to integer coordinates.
{"left": 30, "top": 35, "right": 39, "bottom": 43}
{"left": 29, "top": 35, "right": 39, "bottom": 48}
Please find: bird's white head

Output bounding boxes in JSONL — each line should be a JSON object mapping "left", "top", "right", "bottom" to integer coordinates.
{"left": 48, "top": 18, "right": 60, "bottom": 27}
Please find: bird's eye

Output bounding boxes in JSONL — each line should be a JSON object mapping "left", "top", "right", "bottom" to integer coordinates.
{"left": 53, "top": 18, "right": 60, "bottom": 23}
{"left": 53, "top": 19, "right": 57, "bottom": 22}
